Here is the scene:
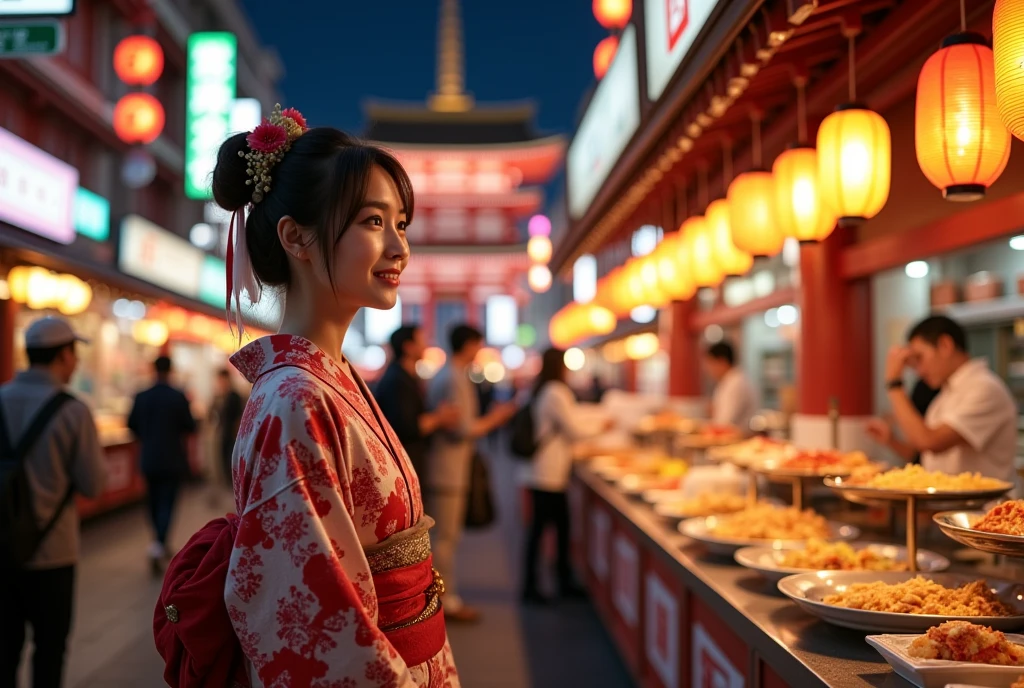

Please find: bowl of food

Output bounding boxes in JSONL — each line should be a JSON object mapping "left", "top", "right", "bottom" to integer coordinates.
{"left": 934, "top": 500, "right": 1024, "bottom": 558}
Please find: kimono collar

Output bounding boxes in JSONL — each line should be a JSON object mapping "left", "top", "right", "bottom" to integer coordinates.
{"left": 231, "top": 334, "right": 402, "bottom": 455}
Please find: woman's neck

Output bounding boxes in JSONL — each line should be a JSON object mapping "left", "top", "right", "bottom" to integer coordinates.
{"left": 277, "top": 287, "right": 356, "bottom": 366}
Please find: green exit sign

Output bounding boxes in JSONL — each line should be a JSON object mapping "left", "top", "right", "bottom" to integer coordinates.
{"left": 185, "top": 32, "right": 237, "bottom": 200}
{"left": 0, "top": 20, "right": 63, "bottom": 58}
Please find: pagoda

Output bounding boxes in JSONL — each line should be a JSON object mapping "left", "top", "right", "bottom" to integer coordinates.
{"left": 363, "top": 0, "right": 565, "bottom": 347}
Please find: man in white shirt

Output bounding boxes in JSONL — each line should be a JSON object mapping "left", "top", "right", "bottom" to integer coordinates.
{"left": 705, "top": 341, "right": 758, "bottom": 433}
{"left": 868, "top": 315, "right": 1018, "bottom": 490}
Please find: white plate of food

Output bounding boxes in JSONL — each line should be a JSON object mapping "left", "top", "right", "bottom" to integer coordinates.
{"left": 825, "top": 466, "right": 1014, "bottom": 507}
{"left": 933, "top": 501, "right": 1024, "bottom": 558}
{"left": 734, "top": 540, "right": 950, "bottom": 583}
{"left": 678, "top": 504, "right": 859, "bottom": 556}
{"left": 778, "top": 572, "right": 1024, "bottom": 633}
{"left": 866, "top": 621, "right": 1024, "bottom": 688}
{"left": 652, "top": 493, "right": 750, "bottom": 521}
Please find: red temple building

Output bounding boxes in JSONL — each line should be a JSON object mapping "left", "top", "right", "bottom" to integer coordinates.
{"left": 361, "top": 0, "right": 565, "bottom": 351}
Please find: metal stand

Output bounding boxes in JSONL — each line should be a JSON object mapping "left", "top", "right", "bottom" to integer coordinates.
{"left": 747, "top": 471, "right": 759, "bottom": 507}
{"left": 792, "top": 477, "right": 805, "bottom": 511}
{"left": 906, "top": 494, "right": 918, "bottom": 573}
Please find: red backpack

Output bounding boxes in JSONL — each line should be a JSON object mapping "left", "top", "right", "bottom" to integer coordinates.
{"left": 153, "top": 514, "right": 251, "bottom": 688}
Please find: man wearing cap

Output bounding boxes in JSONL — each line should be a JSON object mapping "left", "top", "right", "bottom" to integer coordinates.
{"left": 0, "top": 316, "right": 106, "bottom": 688}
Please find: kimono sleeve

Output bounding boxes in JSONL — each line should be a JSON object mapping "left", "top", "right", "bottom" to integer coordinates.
{"left": 226, "top": 380, "right": 415, "bottom": 687}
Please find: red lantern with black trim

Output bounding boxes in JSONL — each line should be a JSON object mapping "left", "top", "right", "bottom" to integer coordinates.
{"left": 113, "top": 35, "right": 164, "bottom": 87}
{"left": 113, "top": 93, "right": 166, "bottom": 144}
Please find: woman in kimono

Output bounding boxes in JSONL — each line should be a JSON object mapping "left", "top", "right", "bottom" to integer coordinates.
{"left": 211, "top": 106, "right": 459, "bottom": 687}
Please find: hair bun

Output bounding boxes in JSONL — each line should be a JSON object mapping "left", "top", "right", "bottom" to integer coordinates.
{"left": 212, "top": 132, "right": 253, "bottom": 213}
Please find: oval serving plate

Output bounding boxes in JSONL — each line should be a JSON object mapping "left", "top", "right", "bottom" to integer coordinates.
{"left": 734, "top": 543, "right": 950, "bottom": 583}
{"left": 933, "top": 510, "right": 1024, "bottom": 559}
{"left": 678, "top": 516, "right": 859, "bottom": 556}
{"left": 824, "top": 477, "right": 1013, "bottom": 506}
{"left": 777, "top": 570, "right": 1024, "bottom": 633}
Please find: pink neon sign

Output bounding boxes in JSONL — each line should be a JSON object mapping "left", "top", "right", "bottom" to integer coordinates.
{"left": 0, "top": 126, "right": 78, "bottom": 244}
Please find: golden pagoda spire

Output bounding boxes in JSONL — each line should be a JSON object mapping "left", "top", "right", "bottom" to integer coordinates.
{"left": 428, "top": 0, "right": 474, "bottom": 112}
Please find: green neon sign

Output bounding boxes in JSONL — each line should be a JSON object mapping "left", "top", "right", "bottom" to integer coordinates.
{"left": 73, "top": 187, "right": 109, "bottom": 241}
{"left": 185, "top": 32, "right": 237, "bottom": 200}
{"left": 198, "top": 255, "right": 226, "bottom": 308}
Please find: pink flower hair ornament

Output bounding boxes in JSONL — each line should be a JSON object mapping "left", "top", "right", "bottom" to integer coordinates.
{"left": 227, "top": 103, "right": 307, "bottom": 336}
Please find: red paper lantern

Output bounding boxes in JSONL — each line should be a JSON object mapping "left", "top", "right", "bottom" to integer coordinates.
{"left": 593, "top": 0, "right": 631, "bottom": 29}
{"left": 916, "top": 33, "right": 1010, "bottom": 201}
{"left": 593, "top": 36, "right": 619, "bottom": 79}
{"left": 113, "top": 93, "right": 166, "bottom": 144}
{"left": 113, "top": 35, "right": 164, "bottom": 87}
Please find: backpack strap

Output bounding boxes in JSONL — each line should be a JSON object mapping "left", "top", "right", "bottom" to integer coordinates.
{"left": 0, "top": 391, "right": 76, "bottom": 543}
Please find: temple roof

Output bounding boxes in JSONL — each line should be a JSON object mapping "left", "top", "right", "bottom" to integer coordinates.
{"left": 363, "top": 100, "right": 545, "bottom": 145}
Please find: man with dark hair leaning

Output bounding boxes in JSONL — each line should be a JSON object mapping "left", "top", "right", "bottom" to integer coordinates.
{"left": 0, "top": 316, "right": 105, "bottom": 688}
{"left": 128, "top": 356, "right": 197, "bottom": 576}
{"left": 704, "top": 341, "right": 758, "bottom": 434}
{"left": 376, "top": 324, "right": 459, "bottom": 479}
{"left": 868, "top": 315, "right": 1018, "bottom": 493}
{"left": 424, "top": 324, "right": 516, "bottom": 623}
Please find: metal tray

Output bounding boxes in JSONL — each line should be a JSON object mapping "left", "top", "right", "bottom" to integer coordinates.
{"left": 734, "top": 543, "right": 949, "bottom": 583}
{"left": 678, "top": 516, "right": 859, "bottom": 556}
{"left": 933, "top": 510, "right": 1024, "bottom": 558}
{"left": 778, "top": 570, "right": 1024, "bottom": 633}
{"left": 824, "top": 477, "right": 1013, "bottom": 506}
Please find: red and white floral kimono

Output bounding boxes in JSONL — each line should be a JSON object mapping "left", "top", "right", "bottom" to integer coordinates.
{"left": 226, "top": 334, "right": 460, "bottom": 687}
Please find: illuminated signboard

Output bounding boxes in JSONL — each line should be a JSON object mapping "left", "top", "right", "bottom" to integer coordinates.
{"left": 119, "top": 215, "right": 204, "bottom": 296}
{"left": 566, "top": 25, "right": 640, "bottom": 220}
{"left": 645, "top": 0, "right": 720, "bottom": 102}
{"left": 185, "top": 32, "right": 237, "bottom": 200}
{"left": 0, "top": 0, "right": 75, "bottom": 16}
{"left": 73, "top": 187, "right": 109, "bottom": 241}
{"left": 0, "top": 124, "right": 77, "bottom": 243}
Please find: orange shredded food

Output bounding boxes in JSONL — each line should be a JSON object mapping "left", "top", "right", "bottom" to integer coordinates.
{"left": 908, "top": 621, "right": 1024, "bottom": 666}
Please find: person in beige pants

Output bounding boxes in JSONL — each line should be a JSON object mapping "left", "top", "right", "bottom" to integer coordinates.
{"left": 424, "top": 324, "right": 515, "bottom": 623}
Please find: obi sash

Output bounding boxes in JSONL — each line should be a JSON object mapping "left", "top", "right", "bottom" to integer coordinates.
{"left": 364, "top": 517, "right": 447, "bottom": 667}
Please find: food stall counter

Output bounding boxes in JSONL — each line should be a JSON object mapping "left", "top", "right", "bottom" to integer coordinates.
{"left": 571, "top": 462, "right": 920, "bottom": 688}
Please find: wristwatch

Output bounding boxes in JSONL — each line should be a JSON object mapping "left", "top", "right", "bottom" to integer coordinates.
{"left": 886, "top": 379, "right": 904, "bottom": 390}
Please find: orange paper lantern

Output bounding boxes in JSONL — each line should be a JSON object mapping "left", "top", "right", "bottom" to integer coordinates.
{"left": 593, "top": 0, "right": 631, "bottom": 29}
{"left": 728, "top": 171, "right": 783, "bottom": 258}
{"left": 655, "top": 234, "right": 696, "bottom": 301}
{"left": 816, "top": 105, "right": 891, "bottom": 224}
{"left": 593, "top": 35, "right": 619, "bottom": 79}
{"left": 706, "top": 198, "right": 753, "bottom": 275}
{"left": 916, "top": 33, "right": 1010, "bottom": 201}
{"left": 994, "top": 0, "right": 1024, "bottom": 141}
{"left": 113, "top": 35, "right": 164, "bottom": 86}
{"left": 681, "top": 216, "right": 723, "bottom": 287}
{"left": 773, "top": 146, "right": 837, "bottom": 242}
{"left": 112, "top": 93, "right": 166, "bottom": 144}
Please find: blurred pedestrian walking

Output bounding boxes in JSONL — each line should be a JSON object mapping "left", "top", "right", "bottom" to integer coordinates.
{"left": 208, "top": 368, "right": 244, "bottom": 493}
{"left": 425, "top": 324, "right": 516, "bottom": 623}
{"left": 127, "top": 356, "right": 196, "bottom": 576}
{"left": 376, "top": 325, "right": 460, "bottom": 479}
{"left": 0, "top": 316, "right": 105, "bottom": 688}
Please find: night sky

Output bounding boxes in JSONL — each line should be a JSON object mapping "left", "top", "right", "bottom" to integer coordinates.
{"left": 239, "top": 0, "right": 606, "bottom": 150}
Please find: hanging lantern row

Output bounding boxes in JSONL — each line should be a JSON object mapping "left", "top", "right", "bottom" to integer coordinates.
{"left": 526, "top": 214, "right": 553, "bottom": 294}
{"left": 113, "top": 34, "right": 166, "bottom": 146}
{"left": 549, "top": 301, "right": 617, "bottom": 349}
{"left": 591, "top": 0, "right": 632, "bottom": 79}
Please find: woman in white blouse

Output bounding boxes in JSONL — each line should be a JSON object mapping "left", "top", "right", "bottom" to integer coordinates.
{"left": 522, "top": 348, "right": 611, "bottom": 604}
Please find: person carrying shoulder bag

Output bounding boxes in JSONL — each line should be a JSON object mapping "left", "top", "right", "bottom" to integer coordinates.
{"left": 0, "top": 316, "right": 106, "bottom": 688}
{"left": 520, "top": 348, "right": 612, "bottom": 605}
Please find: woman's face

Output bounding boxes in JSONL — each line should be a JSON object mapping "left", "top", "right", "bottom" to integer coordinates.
{"left": 313, "top": 164, "right": 411, "bottom": 312}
